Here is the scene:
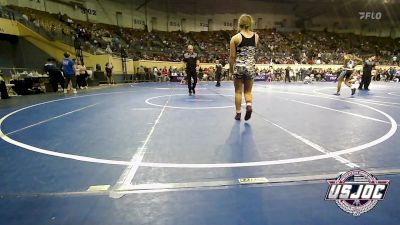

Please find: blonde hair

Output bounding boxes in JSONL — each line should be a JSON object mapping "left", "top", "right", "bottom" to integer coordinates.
{"left": 238, "top": 14, "right": 254, "bottom": 31}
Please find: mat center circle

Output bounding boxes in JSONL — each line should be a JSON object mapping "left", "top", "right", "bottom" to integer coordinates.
{"left": 145, "top": 94, "right": 235, "bottom": 109}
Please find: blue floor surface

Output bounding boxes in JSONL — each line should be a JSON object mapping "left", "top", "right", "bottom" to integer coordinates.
{"left": 0, "top": 81, "right": 399, "bottom": 224}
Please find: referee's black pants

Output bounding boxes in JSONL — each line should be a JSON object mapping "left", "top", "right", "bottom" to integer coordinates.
{"left": 285, "top": 75, "right": 291, "bottom": 83}
{"left": 359, "top": 73, "right": 372, "bottom": 90}
{"left": 216, "top": 72, "right": 222, "bottom": 83}
{"left": 187, "top": 70, "right": 197, "bottom": 91}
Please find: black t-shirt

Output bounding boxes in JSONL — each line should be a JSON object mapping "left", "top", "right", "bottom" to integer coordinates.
{"left": 183, "top": 52, "right": 198, "bottom": 71}
{"left": 285, "top": 68, "right": 290, "bottom": 76}
{"left": 44, "top": 63, "right": 60, "bottom": 74}
{"left": 216, "top": 64, "right": 222, "bottom": 74}
{"left": 363, "top": 60, "right": 375, "bottom": 75}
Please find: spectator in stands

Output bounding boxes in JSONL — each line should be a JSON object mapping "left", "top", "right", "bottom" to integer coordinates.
{"left": 61, "top": 52, "right": 77, "bottom": 94}
{"left": 76, "top": 24, "right": 85, "bottom": 39}
{"left": 7, "top": 5, "right": 400, "bottom": 66}
{"left": 153, "top": 67, "right": 159, "bottom": 81}
{"left": 61, "top": 28, "right": 67, "bottom": 36}
{"left": 105, "top": 45, "right": 112, "bottom": 54}
{"left": 50, "top": 24, "right": 56, "bottom": 34}
{"left": 22, "top": 13, "right": 28, "bottom": 21}
{"left": 395, "top": 68, "right": 400, "bottom": 82}
{"left": 66, "top": 17, "right": 73, "bottom": 25}
{"left": 32, "top": 18, "right": 40, "bottom": 28}
{"left": 161, "top": 66, "right": 169, "bottom": 82}
{"left": 388, "top": 67, "right": 397, "bottom": 82}
{"left": 137, "top": 66, "right": 145, "bottom": 81}
{"left": 75, "top": 60, "right": 87, "bottom": 89}
{"left": 168, "top": 66, "right": 173, "bottom": 80}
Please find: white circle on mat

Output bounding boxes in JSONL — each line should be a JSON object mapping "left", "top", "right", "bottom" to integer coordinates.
{"left": 0, "top": 89, "right": 396, "bottom": 168}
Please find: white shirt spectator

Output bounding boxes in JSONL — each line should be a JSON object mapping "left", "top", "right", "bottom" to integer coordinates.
{"left": 105, "top": 45, "right": 112, "bottom": 54}
{"left": 22, "top": 14, "right": 29, "bottom": 21}
{"left": 153, "top": 68, "right": 158, "bottom": 76}
{"left": 33, "top": 20, "right": 40, "bottom": 27}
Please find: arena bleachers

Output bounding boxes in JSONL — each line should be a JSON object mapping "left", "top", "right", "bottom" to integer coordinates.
{"left": 3, "top": 5, "right": 400, "bottom": 66}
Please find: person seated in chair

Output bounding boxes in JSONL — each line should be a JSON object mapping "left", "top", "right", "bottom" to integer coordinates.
{"left": 44, "top": 58, "right": 64, "bottom": 92}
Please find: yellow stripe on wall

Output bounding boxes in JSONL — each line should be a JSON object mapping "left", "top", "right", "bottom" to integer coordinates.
{"left": 0, "top": 18, "right": 20, "bottom": 35}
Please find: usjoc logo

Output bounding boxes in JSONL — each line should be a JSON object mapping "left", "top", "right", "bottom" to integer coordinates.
{"left": 325, "top": 169, "right": 389, "bottom": 216}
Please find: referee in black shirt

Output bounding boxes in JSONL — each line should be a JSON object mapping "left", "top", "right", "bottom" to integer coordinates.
{"left": 358, "top": 56, "right": 376, "bottom": 91}
{"left": 215, "top": 59, "right": 223, "bottom": 87}
{"left": 183, "top": 45, "right": 199, "bottom": 95}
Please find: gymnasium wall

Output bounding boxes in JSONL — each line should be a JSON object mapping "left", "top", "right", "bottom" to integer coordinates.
{"left": 0, "top": 17, "right": 19, "bottom": 35}
{"left": 0, "top": 33, "right": 18, "bottom": 68}
{"left": 0, "top": 33, "right": 51, "bottom": 70}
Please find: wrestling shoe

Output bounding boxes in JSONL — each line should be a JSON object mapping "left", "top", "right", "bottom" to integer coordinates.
{"left": 234, "top": 113, "right": 241, "bottom": 121}
{"left": 244, "top": 105, "right": 252, "bottom": 121}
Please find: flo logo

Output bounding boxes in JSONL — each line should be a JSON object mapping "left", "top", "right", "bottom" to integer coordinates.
{"left": 325, "top": 169, "right": 389, "bottom": 216}
{"left": 359, "top": 12, "right": 382, "bottom": 20}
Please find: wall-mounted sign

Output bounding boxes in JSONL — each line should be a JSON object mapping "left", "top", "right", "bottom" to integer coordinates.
{"left": 80, "top": 7, "right": 97, "bottom": 16}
